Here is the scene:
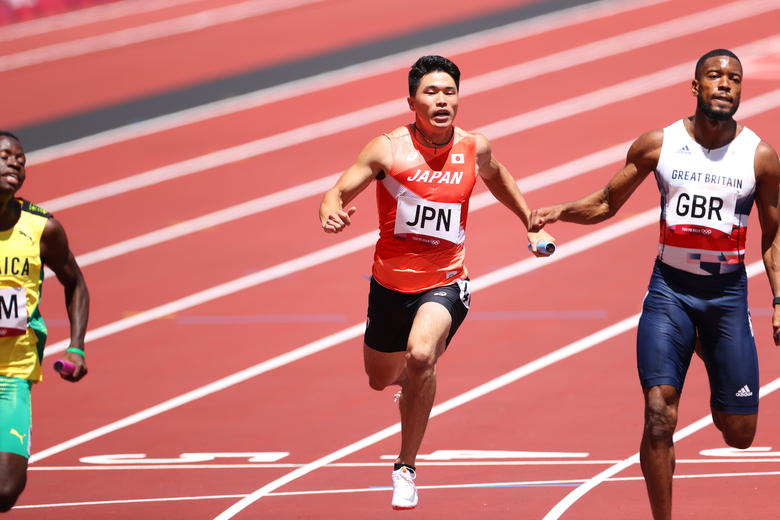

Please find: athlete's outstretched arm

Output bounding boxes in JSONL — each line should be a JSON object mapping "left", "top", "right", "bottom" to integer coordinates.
{"left": 320, "top": 136, "right": 391, "bottom": 234}
{"left": 41, "top": 218, "right": 90, "bottom": 381}
{"left": 529, "top": 130, "right": 662, "bottom": 231}
{"left": 754, "top": 141, "right": 780, "bottom": 345}
{"left": 475, "top": 134, "right": 554, "bottom": 256}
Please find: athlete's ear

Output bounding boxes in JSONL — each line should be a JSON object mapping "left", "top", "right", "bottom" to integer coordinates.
{"left": 407, "top": 96, "right": 415, "bottom": 112}
{"left": 691, "top": 79, "right": 699, "bottom": 97}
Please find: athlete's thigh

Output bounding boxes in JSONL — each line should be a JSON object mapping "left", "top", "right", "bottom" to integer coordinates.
{"left": 0, "top": 451, "right": 27, "bottom": 489}
{"left": 637, "top": 267, "right": 697, "bottom": 391}
{"left": 697, "top": 281, "right": 758, "bottom": 414}
{"left": 409, "top": 302, "right": 452, "bottom": 358}
{"left": 0, "top": 376, "right": 32, "bottom": 460}
{"left": 410, "top": 278, "right": 470, "bottom": 354}
{"left": 364, "top": 278, "right": 416, "bottom": 354}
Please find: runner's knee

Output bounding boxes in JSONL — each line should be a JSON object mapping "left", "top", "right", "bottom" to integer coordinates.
{"left": 644, "top": 394, "right": 678, "bottom": 442}
{"left": 405, "top": 343, "right": 437, "bottom": 374}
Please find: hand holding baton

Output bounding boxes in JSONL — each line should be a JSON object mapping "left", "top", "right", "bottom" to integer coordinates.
{"left": 528, "top": 241, "right": 556, "bottom": 255}
{"left": 53, "top": 359, "right": 75, "bottom": 376}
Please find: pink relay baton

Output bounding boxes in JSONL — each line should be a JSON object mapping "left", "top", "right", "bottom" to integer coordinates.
{"left": 53, "top": 359, "right": 75, "bottom": 376}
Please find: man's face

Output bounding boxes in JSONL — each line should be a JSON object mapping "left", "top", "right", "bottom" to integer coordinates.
{"left": 0, "top": 137, "right": 26, "bottom": 196}
{"left": 693, "top": 56, "right": 742, "bottom": 121}
{"left": 408, "top": 71, "right": 459, "bottom": 129}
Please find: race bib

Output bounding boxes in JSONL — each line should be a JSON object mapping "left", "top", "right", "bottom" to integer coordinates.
{"left": 394, "top": 196, "right": 461, "bottom": 246}
{"left": 665, "top": 185, "right": 737, "bottom": 235}
{"left": 0, "top": 287, "right": 27, "bottom": 337}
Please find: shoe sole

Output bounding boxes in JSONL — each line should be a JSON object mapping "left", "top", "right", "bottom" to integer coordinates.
{"left": 392, "top": 506, "right": 416, "bottom": 511}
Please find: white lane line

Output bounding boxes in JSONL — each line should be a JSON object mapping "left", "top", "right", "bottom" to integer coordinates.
{"left": 31, "top": 73, "right": 780, "bottom": 471}
{"left": 542, "top": 375, "right": 780, "bottom": 520}
{"left": 51, "top": 77, "right": 780, "bottom": 273}
{"left": 24, "top": 461, "right": 627, "bottom": 471}
{"left": 25, "top": 457, "right": 780, "bottom": 472}
{"left": 212, "top": 214, "right": 662, "bottom": 519}
{"left": 34, "top": 31, "right": 780, "bottom": 215}
{"left": 25, "top": 0, "right": 667, "bottom": 165}
{"left": 15, "top": 468, "right": 780, "bottom": 510}
{"left": 40, "top": 87, "right": 780, "bottom": 356}
{"left": 40, "top": 138, "right": 641, "bottom": 355}
{"left": 70, "top": 174, "right": 341, "bottom": 268}
{"left": 0, "top": 0, "right": 206, "bottom": 43}
{"left": 32, "top": 208, "right": 659, "bottom": 466}
{"left": 42, "top": 231, "right": 377, "bottom": 359}
{"left": 214, "top": 254, "right": 777, "bottom": 519}
{"left": 0, "top": 0, "right": 328, "bottom": 73}
{"left": 37, "top": 83, "right": 780, "bottom": 285}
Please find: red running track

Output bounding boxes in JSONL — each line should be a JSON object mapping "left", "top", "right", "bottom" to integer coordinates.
{"left": 4, "top": 0, "right": 780, "bottom": 518}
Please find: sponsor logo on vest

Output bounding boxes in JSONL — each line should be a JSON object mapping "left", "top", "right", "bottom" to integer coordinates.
{"left": 679, "top": 227, "right": 712, "bottom": 235}
{"left": 18, "top": 230, "right": 34, "bottom": 245}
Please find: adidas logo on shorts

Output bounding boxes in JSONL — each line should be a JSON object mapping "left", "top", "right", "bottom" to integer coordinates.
{"left": 735, "top": 385, "right": 753, "bottom": 397}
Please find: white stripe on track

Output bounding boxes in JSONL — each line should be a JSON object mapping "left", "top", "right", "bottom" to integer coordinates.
{"left": 40, "top": 85, "right": 780, "bottom": 282}
{"left": 31, "top": 206, "right": 658, "bottom": 465}
{"left": 71, "top": 174, "right": 341, "bottom": 268}
{"left": 214, "top": 253, "right": 776, "bottom": 518}
{"left": 0, "top": 0, "right": 328, "bottom": 73}
{"left": 15, "top": 468, "right": 780, "bottom": 509}
{"left": 0, "top": 0, "right": 205, "bottom": 43}
{"left": 542, "top": 376, "right": 780, "bottom": 519}
{"left": 34, "top": 32, "right": 780, "bottom": 215}
{"left": 40, "top": 137, "right": 647, "bottom": 356}
{"left": 25, "top": 0, "right": 668, "bottom": 165}
{"left": 40, "top": 86, "right": 780, "bottom": 355}
{"left": 27, "top": 0, "right": 778, "bottom": 167}
{"left": 31, "top": 97, "right": 780, "bottom": 498}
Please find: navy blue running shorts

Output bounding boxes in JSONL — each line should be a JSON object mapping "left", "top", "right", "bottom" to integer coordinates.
{"left": 364, "top": 277, "right": 470, "bottom": 353}
{"left": 637, "top": 260, "right": 758, "bottom": 414}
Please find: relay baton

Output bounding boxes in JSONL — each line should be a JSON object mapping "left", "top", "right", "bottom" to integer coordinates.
{"left": 53, "top": 359, "right": 75, "bottom": 376}
{"left": 528, "top": 241, "right": 556, "bottom": 255}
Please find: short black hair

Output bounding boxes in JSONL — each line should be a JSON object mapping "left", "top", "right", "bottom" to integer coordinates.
{"left": 0, "top": 131, "right": 20, "bottom": 142}
{"left": 408, "top": 55, "right": 461, "bottom": 97}
{"left": 695, "top": 49, "right": 741, "bottom": 79}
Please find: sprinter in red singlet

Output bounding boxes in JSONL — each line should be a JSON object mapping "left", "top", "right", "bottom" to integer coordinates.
{"left": 320, "top": 55, "right": 554, "bottom": 510}
{"left": 529, "top": 49, "right": 780, "bottom": 520}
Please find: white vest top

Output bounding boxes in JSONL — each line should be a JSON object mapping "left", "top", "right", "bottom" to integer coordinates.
{"left": 655, "top": 119, "right": 760, "bottom": 275}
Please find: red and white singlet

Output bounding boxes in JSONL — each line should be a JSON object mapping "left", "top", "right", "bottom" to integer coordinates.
{"left": 372, "top": 125, "right": 478, "bottom": 293}
{"left": 655, "top": 119, "right": 760, "bottom": 275}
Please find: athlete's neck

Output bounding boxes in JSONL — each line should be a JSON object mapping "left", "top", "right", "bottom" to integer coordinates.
{"left": 689, "top": 115, "right": 739, "bottom": 152}
{"left": 412, "top": 123, "right": 452, "bottom": 148}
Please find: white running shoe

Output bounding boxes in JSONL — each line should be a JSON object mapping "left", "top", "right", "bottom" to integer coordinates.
{"left": 391, "top": 466, "right": 418, "bottom": 510}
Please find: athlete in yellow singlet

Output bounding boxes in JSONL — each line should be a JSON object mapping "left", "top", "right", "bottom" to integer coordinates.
{"left": 319, "top": 56, "right": 554, "bottom": 511}
{"left": 0, "top": 131, "right": 90, "bottom": 512}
